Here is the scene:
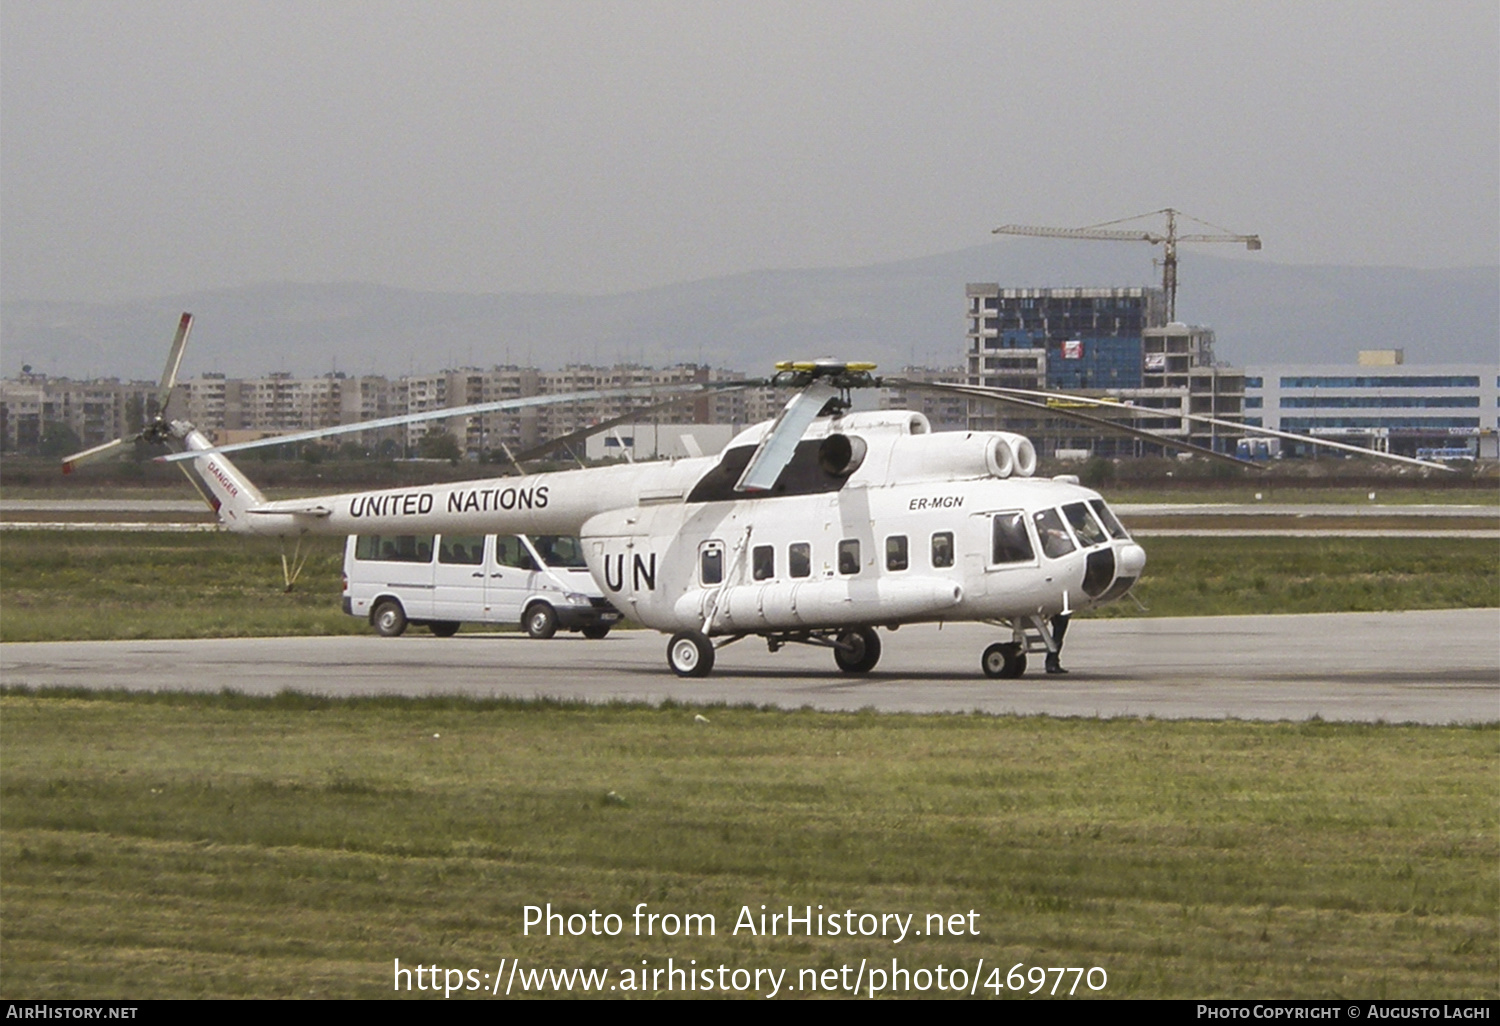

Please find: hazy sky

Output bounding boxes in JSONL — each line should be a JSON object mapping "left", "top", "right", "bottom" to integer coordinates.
{"left": 2, "top": 0, "right": 1496, "bottom": 304}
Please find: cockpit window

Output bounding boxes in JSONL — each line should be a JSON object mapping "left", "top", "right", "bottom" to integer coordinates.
{"left": 1089, "top": 499, "right": 1130, "bottom": 540}
{"left": 1062, "top": 502, "right": 1108, "bottom": 548}
{"left": 991, "top": 512, "right": 1035, "bottom": 565}
{"left": 1033, "top": 508, "right": 1076, "bottom": 559}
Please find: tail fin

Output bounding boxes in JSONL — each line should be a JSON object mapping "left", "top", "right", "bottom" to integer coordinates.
{"left": 175, "top": 426, "right": 267, "bottom": 528}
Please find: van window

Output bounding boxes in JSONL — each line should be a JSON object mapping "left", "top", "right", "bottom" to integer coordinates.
{"left": 355, "top": 534, "right": 435, "bottom": 563}
{"left": 439, "top": 535, "right": 485, "bottom": 565}
{"left": 495, "top": 535, "right": 532, "bottom": 570}
{"left": 789, "top": 542, "right": 811, "bottom": 578}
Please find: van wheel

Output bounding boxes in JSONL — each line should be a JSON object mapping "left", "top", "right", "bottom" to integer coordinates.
{"left": 524, "top": 603, "right": 558, "bottom": 639}
{"left": 581, "top": 625, "right": 611, "bottom": 640}
{"left": 429, "top": 621, "right": 460, "bottom": 638}
{"left": 372, "top": 600, "right": 408, "bottom": 638}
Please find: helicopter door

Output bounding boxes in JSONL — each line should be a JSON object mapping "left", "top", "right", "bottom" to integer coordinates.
{"left": 965, "top": 510, "right": 1039, "bottom": 596}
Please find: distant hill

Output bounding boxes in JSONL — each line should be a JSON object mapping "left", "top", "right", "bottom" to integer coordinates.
{"left": 2, "top": 239, "right": 1494, "bottom": 380}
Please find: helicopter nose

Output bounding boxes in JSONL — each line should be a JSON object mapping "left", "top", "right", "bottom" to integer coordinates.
{"left": 1118, "top": 542, "right": 1146, "bottom": 578}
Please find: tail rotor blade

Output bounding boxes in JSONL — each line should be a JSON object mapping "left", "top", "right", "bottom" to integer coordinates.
{"left": 156, "top": 312, "right": 193, "bottom": 412}
{"left": 61, "top": 437, "right": 128, "bottom": 474}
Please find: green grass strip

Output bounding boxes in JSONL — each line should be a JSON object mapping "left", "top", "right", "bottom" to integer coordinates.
{"left": 1, "top": 689, "right": 1494, "bottom": 998}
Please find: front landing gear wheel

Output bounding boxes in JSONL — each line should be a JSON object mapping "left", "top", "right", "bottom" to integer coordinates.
{"left": 668, "top": 631, "right": 715, "bottom": 677}
{"left": 833, "top": 626, "right": 881, "bottom": 673}
{"left": 982, "top": 642, "right": 1026, "bottom": 679}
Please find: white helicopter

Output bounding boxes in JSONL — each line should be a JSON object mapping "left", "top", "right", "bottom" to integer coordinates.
{"left": 64, "top": 315, "right": 1450, "bottom": 679}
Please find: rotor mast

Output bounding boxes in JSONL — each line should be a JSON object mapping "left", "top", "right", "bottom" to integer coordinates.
{"left": 991, "top": 208, "right": 1261, "bottom": 322}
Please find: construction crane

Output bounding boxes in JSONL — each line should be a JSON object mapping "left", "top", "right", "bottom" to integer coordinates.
{"left": 992, "top": 208, "right": 1261, "bottom": 323}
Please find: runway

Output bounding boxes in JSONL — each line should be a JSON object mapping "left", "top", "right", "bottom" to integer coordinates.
{"left": 3, "top": 609, "right": 1495, "bottom": 723}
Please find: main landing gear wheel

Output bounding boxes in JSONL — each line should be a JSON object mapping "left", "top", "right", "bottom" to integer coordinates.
{"left": 668, "top": 631, "right": 715, "bottom": 677}
{"left": 982, "top": 642, "right": 1026, "bottom": 679}
{"left": 372, "top": 600, "right": 408, "bottom": 638}
{"left": 580, "top": 625, "right": 611, "bottom": 640}
{"left": 524, "top": 603, "right": 558, "bottom": 639}
{"left": 429, "top": 621, "right": 460, "bottom": 638}
{"left": 833, "top": 626, "right": 881, "bottom": 674}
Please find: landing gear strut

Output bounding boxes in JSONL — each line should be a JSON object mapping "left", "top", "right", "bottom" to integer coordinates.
{"left": 664, "top": 627, "right": 884, "bottom": 677}
{"left": 981, "top": 614, "right": 1067, "bottom": 679}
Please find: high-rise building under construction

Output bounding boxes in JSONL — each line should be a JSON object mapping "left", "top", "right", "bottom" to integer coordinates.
{"left": 964, "top": 283, "right": 1245, "bottom": 456}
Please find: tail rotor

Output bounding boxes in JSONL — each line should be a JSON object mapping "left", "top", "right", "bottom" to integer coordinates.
{"left": 61, "top": 313, "right": 193, "bottom": 473}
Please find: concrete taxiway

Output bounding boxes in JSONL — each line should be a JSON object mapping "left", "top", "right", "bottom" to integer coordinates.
{"left": 2, "top": 609, "right": 1495, "bottom": 723}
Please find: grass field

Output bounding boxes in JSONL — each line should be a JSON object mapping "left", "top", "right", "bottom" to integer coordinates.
{"left": 0, "top": 531, "right": 1495, "bottom": 643}
{"left": 1, "top": 690, "right": 1494, "bottom": 999}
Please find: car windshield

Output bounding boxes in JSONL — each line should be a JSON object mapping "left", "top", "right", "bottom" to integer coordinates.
{"left": 530, "top": 535, "right": 587, "bottom": 568}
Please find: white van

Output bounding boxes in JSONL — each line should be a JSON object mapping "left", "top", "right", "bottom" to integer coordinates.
{"left": 342, "top": 532, "right": 621, "bottom": 639}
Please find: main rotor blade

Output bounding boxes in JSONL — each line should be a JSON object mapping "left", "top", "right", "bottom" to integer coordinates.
{"left": 156, "top": 380, "right": 758, "bottom": 463}
{"left": 156, "top": 313, "right": 193, "bottom": 412}
{"left": 958, "top": 382, "right": 1458, "bottom": 473}
{"left": 502, "top": 392, "right": 721, "bottom": 466}
{"left": 902, "top": 380, "right": 1260, "bottom": 470}
{"left": 61, "top": 436, "right": 129, "bottom": 474}
{"left": 735, "top": 380, "right": 837, "bottom": 492}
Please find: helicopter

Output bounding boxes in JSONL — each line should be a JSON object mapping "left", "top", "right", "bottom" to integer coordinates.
{"left": 63, "top": 314, "right": 1451, "bottom": 679}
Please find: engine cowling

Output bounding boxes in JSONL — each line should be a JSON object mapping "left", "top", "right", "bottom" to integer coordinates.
{"left": 884, "top": 431, "right": 1037, "bottom": 483}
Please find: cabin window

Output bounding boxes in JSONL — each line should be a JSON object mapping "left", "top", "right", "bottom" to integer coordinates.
{"left": 495, "top": 535, "right": 534, "bottom": 570}
{"left": 789, "top": 542, "right": 811, "bottom": 578}
{"left": 1033, "top": 508, "right": 1077, "bottom": 559}
{"left": 1062, "top": 502, "right": 1108, "bottom": 548}
{"left": 752, "top": 544, "right": 775, "bottom": 580}
{"left": 931, "top": 531, "right": 954, "bottom": 568}
{"left": 992, "top": 512, "right": 1036, "bottom": 565}
{"left": 439, "top": 535, "right": 485, "bottom": 565}
{"left": 1089, "top": 499, "right": 1131, "bottom": 539}
{"left": 700, "top": 543, "right": 724, "bottom": 585}
{"left": 838, "top": 539, "right": 861, "bottom": 575}
{"left": 886, "top": 535, "right": 909, "bottom": 572}
{"left": 355, "top": 534, "right": 435, "bottom": 563}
